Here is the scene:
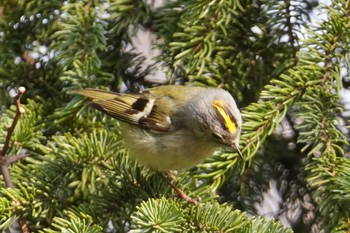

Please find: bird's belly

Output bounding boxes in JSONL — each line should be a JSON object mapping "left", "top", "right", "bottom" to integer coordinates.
{"left": 122, "top": 127, "right": 217, "bottom": 171}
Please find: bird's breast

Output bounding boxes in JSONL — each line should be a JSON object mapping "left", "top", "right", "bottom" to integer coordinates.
{"left": 121, "top": 126, "right": 218, "bottom": 171}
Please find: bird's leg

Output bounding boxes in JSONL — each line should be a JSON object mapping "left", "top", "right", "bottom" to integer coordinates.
{"left": 166, "top": 170, "right": 177, "bottom": 181}
{"left": 157, "top": 171, "right": 198, "bottom": 205}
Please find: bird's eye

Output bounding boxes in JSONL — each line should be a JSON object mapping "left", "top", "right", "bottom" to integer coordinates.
{"left": 212, "top": 133, "right": 222, "bottom": 140}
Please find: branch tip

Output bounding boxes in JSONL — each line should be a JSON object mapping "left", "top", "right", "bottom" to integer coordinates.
{"left": 18, "top": 86, "right": 26, "bottom": 94}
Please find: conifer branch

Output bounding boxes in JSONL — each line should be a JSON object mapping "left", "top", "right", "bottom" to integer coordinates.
{"left": 285, "top": 0, "right": 298, "bottom": 53}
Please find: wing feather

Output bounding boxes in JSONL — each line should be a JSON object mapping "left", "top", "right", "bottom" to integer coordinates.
{"left": 71, "top": 88, "right": 173, "bottom": 132}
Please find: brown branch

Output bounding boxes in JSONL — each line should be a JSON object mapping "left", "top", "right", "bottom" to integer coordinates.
{"left": 0, "top": 88, "right": 25, "bottom": 186}
{"left": 1, "top": 88, "right": 25, "bottom": 157}
{"left": 19, "top": 219, "right": 30, "bottom": 233}
{"left": 5, "top": 152, "right": 29, "bottom": 164}
{"left": 0, "top": 87, "right": 30, "bottom": 233}
{"left": 0, "top": 163, "right": 14, "bottom": 188}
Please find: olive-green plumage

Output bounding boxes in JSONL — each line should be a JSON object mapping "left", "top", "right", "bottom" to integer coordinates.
{"left": 72, "top": 85, "right": 242, "bottom": 171}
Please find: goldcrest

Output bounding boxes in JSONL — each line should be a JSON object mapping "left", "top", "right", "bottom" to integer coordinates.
{"left": 72, "top": 85, "right": 242, "bottom": 171}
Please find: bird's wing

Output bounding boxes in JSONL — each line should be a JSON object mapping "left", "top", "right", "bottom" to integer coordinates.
{"left": 71, "top": 88, "right": 175, "bottom": 133}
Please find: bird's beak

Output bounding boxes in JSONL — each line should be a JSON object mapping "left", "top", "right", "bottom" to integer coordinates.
{"left": 231, "top": 143, "right": 244, "bottom": 160}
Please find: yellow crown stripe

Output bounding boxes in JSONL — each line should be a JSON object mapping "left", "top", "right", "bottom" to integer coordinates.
{"left": 212, "top": 100, "right": 237, "bottom": 133}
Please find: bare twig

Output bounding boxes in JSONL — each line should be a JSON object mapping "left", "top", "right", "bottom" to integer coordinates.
{"left": 0, "top": 164, "right": 14, "bottom": 188}
{"left": 1, "top": 87, "right": 25, "bottom": 157}
{"left": 0, "top": 87, "right": 30, "bottom": 233}
{"left": 5, "top": 152, "right": 29, "bottom": 165}
{"left": 19, "top": 219, "right": 30, "bottom": 233}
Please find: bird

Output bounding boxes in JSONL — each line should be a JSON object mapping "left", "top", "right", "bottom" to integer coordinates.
{"left": 72, "top": 85, "right": 242, "bottom": 203}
